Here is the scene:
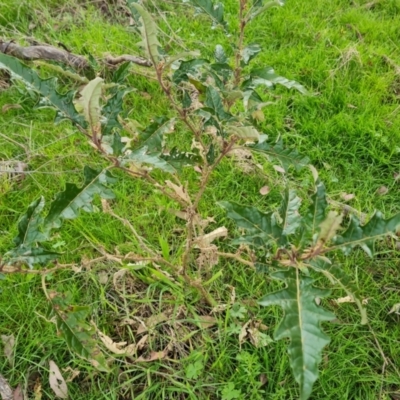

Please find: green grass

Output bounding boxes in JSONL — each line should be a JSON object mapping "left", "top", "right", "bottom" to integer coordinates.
{"left": 1, "top": 0, "right": 400, "bottom": 399}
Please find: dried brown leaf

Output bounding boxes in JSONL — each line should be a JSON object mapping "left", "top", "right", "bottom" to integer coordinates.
{"left": 273, "top": 165, "right": 285, "bottom": 174}
{"left": 33, "top": 379, "right": 41, "bottom": 400}
{"left": 98, "top": 331, "right": 136, "bottom": 356}
{"left": 165, "top": 180, "right": 191, "bottom": 204}
{"left": 318, "top": 211, "right": 343, "bottom": 244}
{"left": 195, "top": 315, "right": 218, "bottom": 329}
{"left": 259, "top": 186, "right": 270, "bottom": 196}
{"left": 137, "top": 313, "right": 169, "bottom": 335}
{"left": 12, "top": 385, "right": 23, "bottom": 400}
{"left": 376, "top": 186, "right": 389, "bottom": 196}
{"left": 1, "top": 104, "right": 22, "bottom": 113}
{"left": 48, "top": 361, "right": 67, "bottom": 399}
{"left": 0, "top": 374, "right": 13, "bottom": 400}
{"left": 136, "top": 345, "right": 170, "bottom": 363}
{"left": 340, "top": 192, "right": 355, "bottom": 202}
{"left": 1, "top": 335, "right": 15, "bottom": 367}
{"left": 195, "top": 227, "right": 228, "bottom": 248}
{"left": 62, "top": 367, "right": 80, "bottom": 383}
{"left": 97, "top": 271, "right": 109, "bottom": 285}
{"left": 196, "top": 245, "right": 219, "bottom": 269}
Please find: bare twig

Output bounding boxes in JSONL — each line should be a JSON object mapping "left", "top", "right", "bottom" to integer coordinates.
{"left": 0, "top": 40, "right": 152, "bottom": 69}
{"left": 216, "top": 251, "right": 255, "bottom": 269}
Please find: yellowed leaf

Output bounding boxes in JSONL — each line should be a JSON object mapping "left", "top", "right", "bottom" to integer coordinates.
{"left": 195, "top": 315, "right": 218, "bottom": 329}
{"left": 62, "top": 367, "right": 80, "bottom": 383}
{"left": 33, "top": 379, "right": 42, "bottom": 400}
{"left": 0, "top": 373, "right": 13, "bottom": 400}
{"left": 49, "top": 361, "right": 67, "bottom": 399}
{"left": 137, "top": 312, "right": 169, "bottom": 335}
{"left": 1, "top": 335, "right": 15, "bottom": 367}
{"left": 195, "top": 227, "right": 228, "bottom": 248}
{"left": 273, "top": 165, "right": 285, "bottom": 174}
{"left": 318, "top": 211, "right": 343, "bottom": 244}
{"left": 136, "top": 345, "right": 171, "bottom": 363}
{"left": 340, "top": 192, "right": 355, "bottom": 201}
{"left": 376, "top": 186, "right": 389, "bottom": 196}
{"left": 1, "top": 104, "right": 22, "bottom": 113}
{"left": 97, "top": 331, "right": 136, "bottom": 356}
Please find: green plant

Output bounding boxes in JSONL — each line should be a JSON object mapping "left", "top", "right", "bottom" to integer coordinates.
{"left": 0, "top": 0, "right": 399, "bottom": 399}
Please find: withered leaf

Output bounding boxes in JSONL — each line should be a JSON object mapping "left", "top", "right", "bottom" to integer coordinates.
{"left": 49, "top": 361, "right": 67, "bottom": 399}
{"left": 0, "top": 374, "right": 13, "bottom": 400}
{"left": 98, "top": 330, "right": 136, "bottom": 356}
{"left": 259, "top": 186, "right": 270, "bottom": 196}
{"left": 1, "top": 335, "right": 15, "bottom": 367}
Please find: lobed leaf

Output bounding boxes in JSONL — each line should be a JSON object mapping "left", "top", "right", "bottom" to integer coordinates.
{"left": 49, "top": 292, "right": 110, "bottom": 372}
{"left": 332, "top": 212, "right": 400, "bottom": 257}
{"left": 185, "top": 0, "right": 227, "bottom": 29}
{"left": 259, "top": 268, "right": 335, "bottom": 400}
{"left": 218, "top": 201, "right": 281, "bottom": 247}
{"left": 44, "top": 166, "right": 116, "bottom": 231}
{"left": 135, "top": 117, "right": 175, "bottom": 153}
{"left": 130, "top": 3, "right": 161, "bottom": 64}
{"left": 161, "top": 147, "right": 202, "bottom": 169}
{"left": 279, "top": 189, "right": 302, "bottom": 236}
{"left": 102, "top": 88, "right": 131, "bottom": 135}
{"left": 4, "top": 247, "right": 60, "bottom": 268}
{"left": 76, "top": 77, "right": 104, "bottom": 129}
{"left": 0, "top": 53, "right": 86, "bottom": 126}
{"left": 248, "top": 0, "right": 285, "bottom": 22}
{"left": 243, "top": 67, "right": 307, "bottom": 94}
{"left": 13, "top": 197, "right": 47, "bottom": 247}
{"left": 249, "top": 139, "right": 309, "bottom": 171}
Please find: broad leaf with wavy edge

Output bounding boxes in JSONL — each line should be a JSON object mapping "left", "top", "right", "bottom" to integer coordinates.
{"left": 135, "top": 117, "right": 175, "bottom": 153}
{"left": 309, "top": 257, "right": 367, "bottom": 324}
{"left": 303, "top": 179, "right": 328, "bottom": 237}
{"left": 130, "top": 3, "right": 161, "bottom": 64}
{"left": 13, "top": 197, "right": 47, "bottom": 247}
{"left": 49, "top": 292, "right": 110, "bottom": 372}
{"left": 186, "top": 0, "right": 227, "bottom": 29}
{"left": 249, "top": 139, "right": 309, "bottom": 171}
{"left": 331, "top": 212, "right": 400, "bottom": 256}
{"left": 259, "top": 268, "right": 335, "bottom": 400}
{"left": 279, "top": 189, "right": 302, "bottom": 236}
{"left": 0, "top": 53, "right": 86, "bottom": 126}
{"left": 218, "top": 201, "right": 281, "bottom": 247}
{"left": 76, "top": 77, "right": 103, "bottom": 129}
{"left": 44, "top": 166, "right": 116, "bottom": 230}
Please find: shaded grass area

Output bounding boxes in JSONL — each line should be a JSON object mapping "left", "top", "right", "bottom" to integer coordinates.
{"left": 0, "top": 0, "right": 400, "bottom": 399}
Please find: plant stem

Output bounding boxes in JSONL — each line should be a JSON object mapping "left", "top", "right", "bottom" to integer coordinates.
{"left": 234, "top": 0, "right": 247, "bottom": 86}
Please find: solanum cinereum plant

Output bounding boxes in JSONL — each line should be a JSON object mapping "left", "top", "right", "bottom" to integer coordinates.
{"left": 0, "top": 0, "right": 399, "bottom": 398}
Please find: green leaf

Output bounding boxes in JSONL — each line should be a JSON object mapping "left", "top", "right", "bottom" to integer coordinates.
{"left": 161, "top": 147, "right": 202, "bottom": 170}
{"left": 0, "top": 53, "right": 86, "bottom": 126}
{"left": 112, "top": 61, "right": 132, "bottom": 84}
{"left": 243, "top": 67, "right": 307, "bottom": 94}
{"left": 5, "top": 247, "right": 60, "bottom": 268}
{"left": 44, "top": 167, "right": 116, "bottom": 231}
{"left": 259, "top": 268, "right": 335, "bottom": 400}
{"left": 332, "top": 212, "right": 400, "bottom": 257}
{"left": 205, "top": 86, "right": 232, "bottom": 121}
{"left": 218, "top": 201, "right": 281, "bottom": 247}
{"left": 49, "top": 292, "right": 110, "bottom": 372}
{"left": 226, "top": 125, "right": 260, "bottom": 141}
{"left": 136, "top": 117, "right": 175, "bottom": 153}
{"left": 127, "top": 146, "right": 176, "bottom": 173}
{"left": 130, "top": 3, "right": 161, "bottom": 63}
{"left": 279, "top": 189, "right": 302, "bottom": 236}
{"left": 172, "top": 59, "right": 208, "bottom": 84}
{"left": 241, "top": 44, "right": 261, "bottom": 65}
{"left": 248, "top": 0, "right": 284, "bottom": 21}
{"left": 126, "top": 0, "right": 142, "bottom": 28}
{"left": 303, "top": 180, "right": 328, "bottom": 237}
{"left": 102, "top": 88, "right": 130, "bottom": 135}
{"left": 186, "top": 0, "right": 227, "bottom": 29}
{"left": 249, "top": 139, "right": 309, "bottom": 171}
{"left": 214, "top": 44, "right": 227, "bottom": 63}
{"left": 309, "top": 258, "right": 367, "bottom": 324}
{"left": 76, "top": 77, "right": 104, "bottom": 129}
{"left": 13, "top": 197, "right": 47, "bottom": 247}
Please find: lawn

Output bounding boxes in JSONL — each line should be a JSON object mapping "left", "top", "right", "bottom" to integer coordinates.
{"left": 0, "top": 0, "right": 400, "bottom": 399}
